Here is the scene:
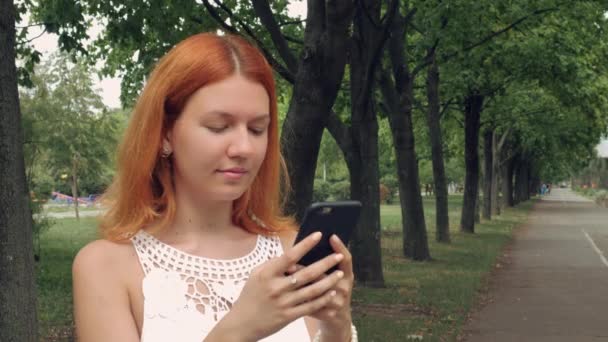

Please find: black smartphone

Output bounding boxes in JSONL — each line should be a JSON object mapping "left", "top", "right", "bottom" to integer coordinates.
{"left": 293, "top": 201, "right": 362, "bottom": 274}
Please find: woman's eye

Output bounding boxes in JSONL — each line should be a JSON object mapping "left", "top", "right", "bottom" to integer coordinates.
{"left": 249, "top": 127, "right": 266, "bottom": 136}
{"left": 207, "top": 126, "right": 228, "bottom": 133}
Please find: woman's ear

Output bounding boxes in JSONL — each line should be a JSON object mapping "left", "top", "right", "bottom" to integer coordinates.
{"left": 162, "top": 131, "right": 173, "bottom": 156}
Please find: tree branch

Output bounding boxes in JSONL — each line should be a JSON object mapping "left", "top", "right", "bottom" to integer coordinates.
{"left": 439, "top": 7, "right": 559, "bottom": 64}
{"left": 439, "top": 97, "right": 457, "bottom": 119}
{"left": 378, "top": 67, "right": 400, "bottom": 115}
{"left": 25, "top": 28, "right": 48, "bottom": 43}
{"left": 388, "top": 6, "right": 417, "bottom": 93}
{"left": 199, "top": 1, "right": 238, "bottom": 33}
{"left": 497, "top": 127, "right": 512, "bottom": 151}
{"left": 284, "top": 35, "right": 303, "bottom": 45}
{"left": 16, "top": 22, "right": 52, "bottom": 29}
{"left": 358, "top": 0, "right": 383, "bottom": 29}
{"left": 326, "top": 110, "right": 353, "bottom": 160}
{"left": 361, "top": 0, "right": 400, "bottom": 100}
{"left": 279, "top": 19, "right": 306, "bottom": 27}
{"left": 201, "top": 0, "right": 295, "bottom": 83}
{"left": 412, "top": 14, "right": 448, "bottom": 76}
{"left": 251, "top": 0, "right": 299, "bottom": 74}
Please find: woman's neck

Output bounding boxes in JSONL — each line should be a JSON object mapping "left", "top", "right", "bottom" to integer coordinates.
{"left": 161, "top": 189, "right": 244, "bottom": 242}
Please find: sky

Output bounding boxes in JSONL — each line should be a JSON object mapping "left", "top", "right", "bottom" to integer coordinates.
{"left": 25, "top": 1, "right": 608, "bottom": 157}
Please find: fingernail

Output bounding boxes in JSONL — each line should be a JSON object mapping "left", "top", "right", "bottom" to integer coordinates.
{"left": 335, "top": 254, "right": 344, "bottom": 262}
{"left": 312, "top": 232, "right": 322, "bottom": 240}
{"left": 336, "top": 271, "right": 344, "bottom": 279}
{"left": 330, "top": 290, "right": 337, "bottom": 296}
{"left": 332, "top": 234, "right": 341, "bottom": 242}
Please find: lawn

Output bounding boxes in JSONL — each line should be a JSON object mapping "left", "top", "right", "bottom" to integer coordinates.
{"left": 354, "top": 197, "right": 533, "bottom": 341}
{"left": 36, "top": 195, "right": 534, "bottom": 341}
{"left": 36, "top": 217, "right": 99, "bottom": 340}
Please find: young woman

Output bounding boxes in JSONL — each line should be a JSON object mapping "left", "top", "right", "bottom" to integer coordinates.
{"left": 72, "top": 33, "right": 357, "bottom": 341}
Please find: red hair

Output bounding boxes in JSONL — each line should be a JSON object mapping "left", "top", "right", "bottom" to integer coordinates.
{"left": 99, "top": 33, "right": 295, "bottom": 241}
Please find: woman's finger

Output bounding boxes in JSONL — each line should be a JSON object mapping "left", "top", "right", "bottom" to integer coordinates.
{"left": 270, "top": 232, "right": 322, "bottom": 274}
{"left": 329, "top": 234, "right": 353, "bottom": 278}
{"left": 285, "top": 284, "right": 339, "bottom": 319}
{"left": 287, "top": 252, "right": 343, "bottom": 290}
{"left": 283, "top": 269, "right": 344, "bottom": 307}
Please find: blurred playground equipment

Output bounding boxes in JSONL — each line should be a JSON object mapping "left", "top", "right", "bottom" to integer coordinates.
{"left": 50, "top": 191, "right": 100, "bottom": 207}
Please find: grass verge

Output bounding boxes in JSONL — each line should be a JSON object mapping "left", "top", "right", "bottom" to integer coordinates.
{"left": 37, "top": 196, "right": 534, "bottom": 341}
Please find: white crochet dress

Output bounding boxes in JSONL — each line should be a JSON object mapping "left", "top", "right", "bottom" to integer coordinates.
{"left": 131, "top": 230, "right": 310, "bottom": 342}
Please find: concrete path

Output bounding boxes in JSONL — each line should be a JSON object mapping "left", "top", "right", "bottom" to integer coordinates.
{"left": 463, "top": 188, "right": 608, "bottom": 342}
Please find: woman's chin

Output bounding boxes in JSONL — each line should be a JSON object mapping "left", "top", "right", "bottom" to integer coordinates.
{"left": 212, "top": 189, "right": 248, "bottom": 202}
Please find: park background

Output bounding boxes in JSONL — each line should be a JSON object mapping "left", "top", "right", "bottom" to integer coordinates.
{"left": 3, "top": 0, "right": 608, "bottom": 341}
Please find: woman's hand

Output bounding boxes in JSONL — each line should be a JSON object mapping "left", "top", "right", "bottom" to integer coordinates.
{"left": 310, "top": 235, "right": 355, "bottom": 340}
{"left": 285, "top": 234, "right": 355, "bottom": 341}
{"left": 211, "top": 232, "right": 345, "bottom": 342}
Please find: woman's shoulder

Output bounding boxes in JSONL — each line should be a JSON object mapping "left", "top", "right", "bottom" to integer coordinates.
{"left": 72, "top": 238, "right": 136, "bottom": 281}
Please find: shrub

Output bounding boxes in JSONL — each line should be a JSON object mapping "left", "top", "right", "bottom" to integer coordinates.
{"left": 594, "top": 190, "right": 608, "bottom": 207}
{"left": 380, "top": 175, "right": 399, "bottom": 204}
{"left": 313, "top": 179, "right": 332, "bottom": 202}
{"left": 380, "top": 184, "right": 391, "bottom": 204}
{"left": 329, "top": 181, "right": 351, "bottom": 200}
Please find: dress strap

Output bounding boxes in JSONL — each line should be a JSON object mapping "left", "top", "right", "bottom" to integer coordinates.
{"left": 131, "top": 230, "right": 155, "bottom": 275}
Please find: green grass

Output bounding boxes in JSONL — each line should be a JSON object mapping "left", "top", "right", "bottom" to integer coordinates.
{"left": 36, "top": 196, "right": 534, "bottom": 341}
{"left": 353, "top": 196, "right": 534, "bottom": 341}
{"left": 36, "top": 217, "right": 99, "bottom": 340}
{"left": 42, "top": 205, "right": 101, "bottom": 214}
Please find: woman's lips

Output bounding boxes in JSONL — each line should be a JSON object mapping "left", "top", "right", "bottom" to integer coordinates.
{"left": 217, "top": 169, "right": 248, "bottom": 180}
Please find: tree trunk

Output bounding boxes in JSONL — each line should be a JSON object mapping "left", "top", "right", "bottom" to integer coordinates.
{"left": 0, "top": 1, "right": 39, "bottom": 339}
{"left": 380, "top": 8, "right": 430, "bottom": 261}
{"left": 482, "top": 129, "right": 493, "bottom": 220}
{"left": 326, "top": 0, "right": 399, "bottom": 286}
{"left": 461, "top": 92, "right": 483, "bottom": 233}
{"left": 71, "top": 156, "right": 80, "bottom": 220}
{"left": 345, "top": 0, "right": 385, "bottom": 286}
{"left": 393, "top": 89, "right": 431, "bottom": 260}
{"left": 426, "top": 52, "right": 450, "bottom": 243}
{"left": 514, "top": 157, "right": 529, "bottom": 204}
{"left": 528, "top": 166, "right": 537, "bottom": 200}
{"left": 345, "top": 119, "right": 384, "bottom": 287}
{"left": 491, "top": 131, "right": 500, "bottom": 215}
{"left": 388, "top": 28, "right": 431, "bottom": 261}
{"left": 501, "top": 157, "right": 515, "bottom": 208}
{"left": 280, "top": 1, "right": 354, "bottom": 221}
{"left": 513, "top": 160, "right": 522, "bottom": 205}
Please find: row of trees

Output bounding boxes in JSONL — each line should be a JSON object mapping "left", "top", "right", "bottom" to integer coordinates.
{"left": 573, "top": 157, "right": 608, "bottom": 190}
{"left": 2, "top": 1, "right": 608, "bottom": 339}
{"left": 21, "top": 0, "right": 608, "bottom": 284}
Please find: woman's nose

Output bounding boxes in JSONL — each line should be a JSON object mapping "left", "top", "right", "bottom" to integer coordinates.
{"left": 226, "top": 126, "right": 254, "bottom": 158}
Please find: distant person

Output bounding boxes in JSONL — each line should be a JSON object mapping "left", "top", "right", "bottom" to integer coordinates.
{"left": 540, "top": 183, "right": 547, "bottom": 195}
{"left": 72, "top": 33, "right": 357, "bottom": 342}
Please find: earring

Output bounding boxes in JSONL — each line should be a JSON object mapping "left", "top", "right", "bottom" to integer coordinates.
{"left": 248, "top": 209, "right": 268, "bottom": 229}
{"left": 161, "top": 147, "right": 172, "bottom": 158}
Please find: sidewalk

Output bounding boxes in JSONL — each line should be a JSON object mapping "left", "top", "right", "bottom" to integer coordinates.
{"left": 462, "top": 188, "right": 608, "bottom": 341}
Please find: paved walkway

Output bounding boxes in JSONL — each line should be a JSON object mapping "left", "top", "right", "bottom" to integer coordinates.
{"left": 463, "top": 188, "right": 608, "bottom": 342}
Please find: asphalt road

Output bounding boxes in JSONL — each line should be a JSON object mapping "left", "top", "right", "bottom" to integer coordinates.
{"left": 463, "top": 188, "right": 608, "bottom": 341}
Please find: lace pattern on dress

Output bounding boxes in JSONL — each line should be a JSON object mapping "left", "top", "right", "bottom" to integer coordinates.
{"left": 131, "top": 230, "right": 282, "bottom": 340}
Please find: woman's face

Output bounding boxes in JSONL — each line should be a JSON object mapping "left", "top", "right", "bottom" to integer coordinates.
{"left": 167, "top": 74, "right": 270, "bottom": 202}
